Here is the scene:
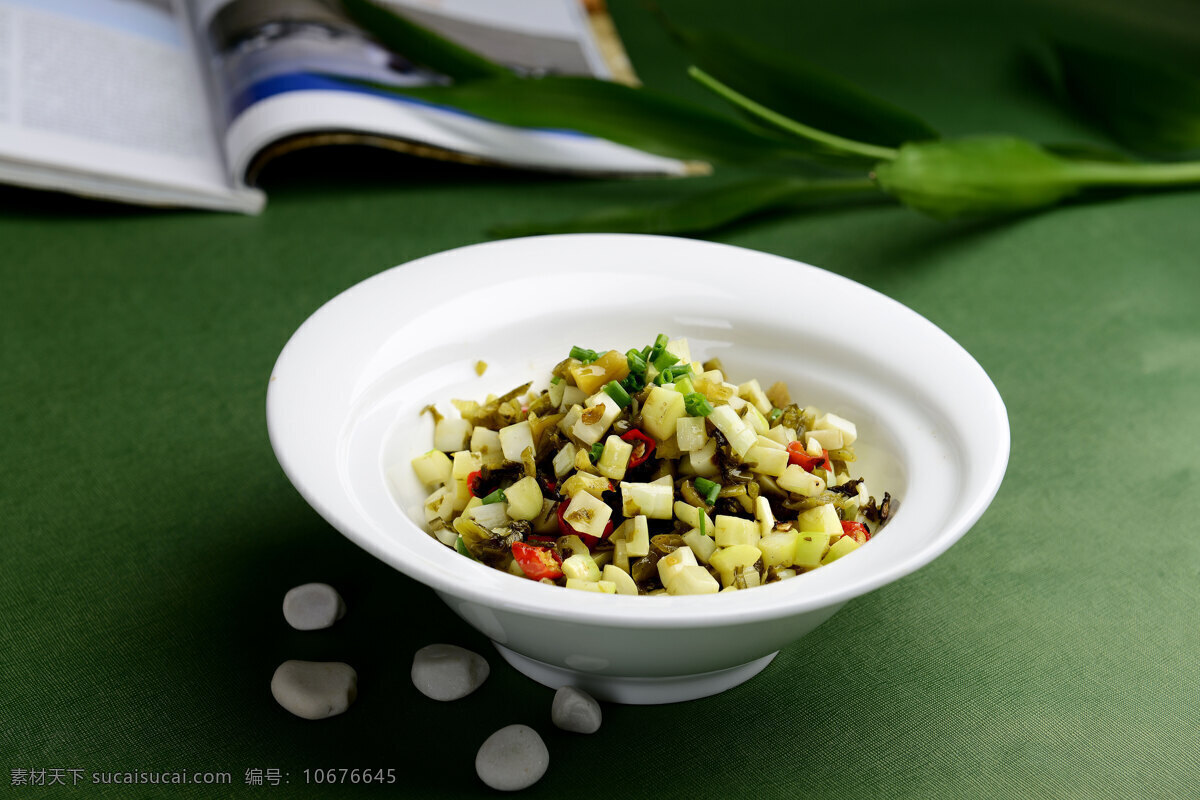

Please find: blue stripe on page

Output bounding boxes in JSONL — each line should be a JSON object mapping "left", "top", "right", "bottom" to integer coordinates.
{"left": 230, "top": 72, "right": 590, "bottom": 139}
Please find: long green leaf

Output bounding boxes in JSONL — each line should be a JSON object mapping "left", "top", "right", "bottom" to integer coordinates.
{"left": 338, "top": 75, "right": 821, "bottom": 165}
{"left": 1050, "top": 41, "right": 1200, "bottom": 157}
{"left": 490, "top": 177, "right": 881, "bottom": 237}
{"left": 689, "top": 67, "right": 898, "bottom": 164}
{"left": 666, "top": 24, "right": 938, "bottom": 148}
{"left": 340, "top": 0, "right": 509, "bottom": 82}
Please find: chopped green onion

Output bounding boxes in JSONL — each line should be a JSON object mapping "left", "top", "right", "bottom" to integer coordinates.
{"left": 694, "top": 477, "right": 721, "bottom": 505}
{"left": 590, "top": 442, "right": 605, "bottom": 462}
{"left": 655, "top": 363, "right": 692, "bottom": 385}
{"left": 455, "top": 535, "right": 474, "bottom": 559}
{"left": 550, "top": 375, "right": 563, "bottom": 385}
{"left": 684, "top": 392, "right": 714, "bottom": 417}
{"left": 647, "top": 333, "right": 668, "bottom": 364}
{"left": 481, "top": 488, "right": 507, "bottom": 505}
{"left": 604, "top": 379, "right": 632, "bottom": 408}
{"left": 570, "top": 346, "right": 599, "bottom": 364}
{"left": 674, "top": 376, "right": 696, "bottom": 396}
{"left": 698, "top": 514, "right": 706, "bottom": 537}
{"left": 652, "top": 348, "right": 680, "bottom": 371}
{"left": 620, "top": 373, "right": 644, "bottom": 393}
{"left": 626, "top": 348, "right": 647, "bottom": 376}
{"left": 768, "top": 407, "right": 783, "bottom": 423}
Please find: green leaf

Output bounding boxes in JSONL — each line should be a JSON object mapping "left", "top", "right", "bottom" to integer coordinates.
{"left": 689, "top": 67, "right": 898, "bottom": 164}
{"left": 873, "top": 135, "right": 1200, "bottom": 219}
{"left": 337, "top": 75, "right": 817, "bottom": 165}
{"left": 489, "top": 177, "right": 881, "bottom": 237}
{"left": 340, "top": 0, "right": 509, "bottom": 82}
{"left": 872, "top": 136, "right": 1087, "bottom": 219}
{"left": 1050, "top": 41, "right": 1200, "bottom": 157}
{"left": 667, "top": 24, "right": 937, "bottom": 148}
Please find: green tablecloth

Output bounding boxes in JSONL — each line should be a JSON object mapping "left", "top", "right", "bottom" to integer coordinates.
{"left": 3, "top": 0, "right": 1198, "bottom": 797}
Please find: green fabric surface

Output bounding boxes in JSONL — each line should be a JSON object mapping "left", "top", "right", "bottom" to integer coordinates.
{"left": 3, "top": 0, "right": 1199, "bottom": 797}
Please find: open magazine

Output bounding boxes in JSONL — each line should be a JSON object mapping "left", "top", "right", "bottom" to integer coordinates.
{"left": 0, "top": 0, "right": 688, "bottom": 213}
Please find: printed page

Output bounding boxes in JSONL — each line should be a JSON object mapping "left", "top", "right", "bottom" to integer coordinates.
{"left": 0, "top": 0, "right": 260, "bottom": 210}
{"left": 196, "top": 0, "right": 687, "bottom": 182}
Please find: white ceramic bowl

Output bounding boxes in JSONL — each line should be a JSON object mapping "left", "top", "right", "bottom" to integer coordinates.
{"left": 267, "top": 234, "right": 1009, "bottom": 704}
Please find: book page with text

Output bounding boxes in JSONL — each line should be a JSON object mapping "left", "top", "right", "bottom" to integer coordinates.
{"left": 0, "top": 0, "right": 261, "bottom": 210}
{"left": 196, "top": 0, "right": 686, "bottom": 183}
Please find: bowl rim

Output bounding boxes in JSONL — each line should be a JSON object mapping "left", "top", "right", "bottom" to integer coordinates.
{"left": 267, "top": 234, "right": 1010, "bottom": 628}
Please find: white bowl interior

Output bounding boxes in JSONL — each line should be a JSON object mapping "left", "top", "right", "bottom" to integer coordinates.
{"left": 268, "top": 235, "right": 1009, "bottom": 629}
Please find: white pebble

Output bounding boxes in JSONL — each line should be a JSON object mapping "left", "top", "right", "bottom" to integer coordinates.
{"left": 475, "top": 725, "right": 549, "bottom": 791}
{"left": 282, "top": 583, "right": 346, "bottom": 630}
{"left": 551, "top": 686, "right": 602, "bottom": 733}
{"left": 411, "top": 644, "right": 490, "bottom": 701}
{"left": 271, "top": 660, "right": 357, "bottom": 720}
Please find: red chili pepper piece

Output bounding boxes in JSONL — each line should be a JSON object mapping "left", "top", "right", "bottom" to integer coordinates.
{"left": 466, "top": 470, "right": 483, "bottom": 497}
{"left": 786, "top": 442, "right": 831, "bottom": 472}
{"left": 512, "top": 541, "right": 564, "bottom": 581}
{"left": 555, "top": 500, "right": 614, "bottom": 548}
{"left": 620, "top": 428, "right": 656, "bottom": 468}
{"left": 840, "top": 520, "right": 870, "bottom": 544}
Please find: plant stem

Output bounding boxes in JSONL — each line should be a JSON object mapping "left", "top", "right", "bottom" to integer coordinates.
{"left": 1069, "top": 159, "right": 1200, "bottom": 188}
{"left": 688, "top": 66, "right": 899, "bottom": 162}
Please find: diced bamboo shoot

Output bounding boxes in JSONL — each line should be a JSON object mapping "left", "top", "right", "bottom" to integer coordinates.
{"left": 470, "top": 427, "right": 504, "bottom": 468}
{"left": 411, "top": 449, "right": 452, "bottom": 489}
{"left": 738, "top": 378, "right": 773, "bottom": 415}
{"left": 668, "top": 565, "right": 720, "bottom": 595}
{"left": 498, "top": 420, "right": 534, "bottom": 463}
{"left": 596, "top": 435, "right": 633, "bottom": 480}
{"left": 778, "top": 465, "right": 826, "bottom": 496}
{"left": 682, "top": 529, "right": 717, "bottom": 563}
{"left": 755, "top": 495, "right": 776, "bottom": 538}
{"left": 821, "top": 536, "right": 861, "bottom": 565}
{"left": 620, "top": 482, "right": 673, "bottom": 519}
{"left": 714, "top": 515, "right": 760, "bottom": 547}
{"left": 561, "top": 470, "right": 611, "bottom": 499}
{"left": 552, "top": 443, "right": 577, "bottom": 478}
{"left": 709, "top": 544, "right": 763, "bottom": 588}
{"left": 561, "top": 492, "right": 612, "bottom": 538}
{"left": 641, "top": 386, "right": 687, "bottom": 441}
{"left": 624, "top": 515, "right": 650, "bottom": 556}
{"left": 794, "top": 532, "right": 830, "bottom": 569}
{"left": 816, "top": 411, "right": 858, "bottom": 446}
{"left": 505, "top": 476, "right": 543, "bottom": 520}
{"left": 687, "top": 437, "right": 720, "bottom": 477}
{"left": 758, "top": 532, "right": 800, "bottom": 568}
{"left": 797, "top": 503, "right": 842, "bottom": 536}
{"left": 571, "top": 392, "right": 622, "bottom": 445}
{"left": 562, "top": 553, "right": 601, "bottom": 582}
{"left": 673, "top": 501, "right": 715, "bottom": 536}
{"left": 434, "top": 417, "right": 471, "bottom": 453}
{"left": 744, "top": 444, "right": 788, "bottom": 477}
{"left": 601, "top": 565, "right": 638, "bottom": 595}
{"left": 675, "top": 416, "right": 708, "bottom": 452}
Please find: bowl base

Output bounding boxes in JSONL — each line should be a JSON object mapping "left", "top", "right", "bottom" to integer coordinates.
{"left": 493, "top": 643, "right": 778, "bottom": 705}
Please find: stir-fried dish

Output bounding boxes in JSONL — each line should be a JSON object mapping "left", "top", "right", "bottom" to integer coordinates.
{"left": 410, "top": 335, "right": 892, "bottom": 595}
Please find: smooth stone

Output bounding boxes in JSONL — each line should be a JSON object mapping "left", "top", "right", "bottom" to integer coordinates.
{"left": 282, "top": 582, "right": 346, "bottom": 630}
{"left": 551, "top": 686, "right": 602, "bottom": 733}
{"left": 271, "top": 660, "right": 357, "bottom": 720}
{"left": 411, "top": 644, "right": 490, "bottom": 701}
{"left": 475, "top": 724, "right": 549, "bottom": 791}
